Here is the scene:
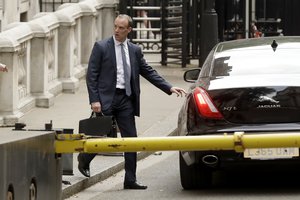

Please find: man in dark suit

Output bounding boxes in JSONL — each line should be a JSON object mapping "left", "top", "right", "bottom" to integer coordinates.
{"left": 78, "top": 14, "right": 186, "bottom": 190}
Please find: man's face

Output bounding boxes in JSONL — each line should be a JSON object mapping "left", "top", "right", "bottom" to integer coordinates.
{"left": 114, "top": 17, "right": 132, "bottom": 42}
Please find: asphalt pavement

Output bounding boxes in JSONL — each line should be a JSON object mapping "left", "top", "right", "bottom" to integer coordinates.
{"left": 9, "top": 54, "right": 196, "bottom": 199}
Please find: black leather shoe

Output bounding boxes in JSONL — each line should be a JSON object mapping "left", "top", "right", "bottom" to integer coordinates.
{"left": 77, "top": 155, "right": 90, "bottom": 177}
{"left": 124, "top": 182, "right": 147, "bottom": 190}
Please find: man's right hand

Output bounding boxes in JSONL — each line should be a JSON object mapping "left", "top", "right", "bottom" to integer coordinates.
{"left": 91, "top": 102, "right": 101, "bottom": 113}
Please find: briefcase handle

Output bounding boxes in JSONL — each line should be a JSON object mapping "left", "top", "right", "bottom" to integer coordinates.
{"left": 90, "top": 111, "right": 105, "bottom": 118}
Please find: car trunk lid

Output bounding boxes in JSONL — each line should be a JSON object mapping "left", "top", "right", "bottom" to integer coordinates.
{"left": 207, "top": 75, "right": 300, "bottom": 124}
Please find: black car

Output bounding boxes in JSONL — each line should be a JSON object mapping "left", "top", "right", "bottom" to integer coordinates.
{"left": 177, "top": 36, "right": 300, "bottom": 189}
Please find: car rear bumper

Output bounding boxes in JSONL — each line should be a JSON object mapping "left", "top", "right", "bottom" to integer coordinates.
{"left": 192, "top": 150, "right": 300, "bottom": 170}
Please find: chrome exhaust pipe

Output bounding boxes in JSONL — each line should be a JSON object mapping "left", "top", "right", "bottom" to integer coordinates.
{"left": 202, "top": 155, "right": 219, "bottom": 167}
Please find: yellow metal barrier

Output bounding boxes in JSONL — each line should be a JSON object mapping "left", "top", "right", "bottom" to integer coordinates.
{"left": 55, "top": 131, "right": 300, "bottom": 154}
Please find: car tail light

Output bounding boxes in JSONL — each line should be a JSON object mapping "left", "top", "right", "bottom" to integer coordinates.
{"left": 193, "top": 87, "right": 223, "bottom": 119}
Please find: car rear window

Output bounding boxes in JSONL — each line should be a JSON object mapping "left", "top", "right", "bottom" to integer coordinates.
{"left": 211, "top": 45, "right": 300, "bottom": 77}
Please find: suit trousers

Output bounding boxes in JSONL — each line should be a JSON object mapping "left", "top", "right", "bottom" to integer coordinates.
{"left": 78, "top": 88, "right": 137, "bottom": 184}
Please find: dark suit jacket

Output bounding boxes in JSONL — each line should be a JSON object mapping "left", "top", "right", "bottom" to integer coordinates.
{"left": 86, "top": 36, "right": 173, "bottom": 116}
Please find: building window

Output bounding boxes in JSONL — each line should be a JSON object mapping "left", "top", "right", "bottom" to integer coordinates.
{"left": 20, "top": 12, "right": 28, "bottom": 22}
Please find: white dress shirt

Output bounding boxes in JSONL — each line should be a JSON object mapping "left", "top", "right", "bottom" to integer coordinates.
{"left": 113, "top": 36, "right": 131, "bottom": 89}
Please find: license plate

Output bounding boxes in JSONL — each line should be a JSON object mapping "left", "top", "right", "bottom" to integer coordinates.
{"left": 244, "top": 148, "right": 299, "bottom": 160}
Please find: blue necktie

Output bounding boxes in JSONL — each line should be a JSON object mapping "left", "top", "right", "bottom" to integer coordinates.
{"left": 120, "top": 43, "right": 131, "bottom": 96}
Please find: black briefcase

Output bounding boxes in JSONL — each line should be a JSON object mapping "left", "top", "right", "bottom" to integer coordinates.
{"left": 79, "top": 112, "right": 116, "bottom": 136}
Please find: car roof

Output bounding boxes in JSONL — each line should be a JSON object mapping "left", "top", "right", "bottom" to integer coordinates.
{"left": 203, "top": 36, "right": 300, "bottom": 80}
{"left": 215, "top": 36, "right": 300, "bottom": 53}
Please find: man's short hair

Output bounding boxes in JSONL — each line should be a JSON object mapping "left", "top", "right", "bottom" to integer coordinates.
{"left": 117, "top": 14, "right": 133, "bottom": 28}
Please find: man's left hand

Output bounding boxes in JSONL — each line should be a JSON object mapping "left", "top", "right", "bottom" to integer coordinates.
{"left": 170, "top": 87, "right": 187, "bottom": 97}
{"left": 0, "top": 63, "right": 7, "bottom": 72}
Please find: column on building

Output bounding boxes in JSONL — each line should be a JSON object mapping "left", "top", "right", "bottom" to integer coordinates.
{"left": 28, "top": 13, "right": 61, "bottom": 107}
{"left": 0, "top": 23, "right": 34, "bottom": 125}
{"left": 55, "top": 3, "right": 83, "bottom": 93}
